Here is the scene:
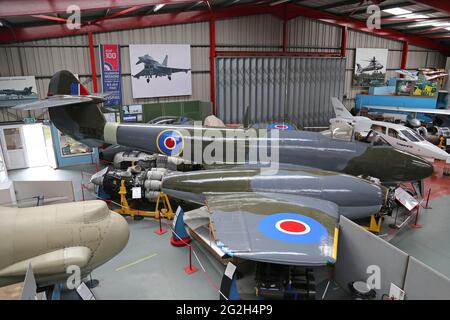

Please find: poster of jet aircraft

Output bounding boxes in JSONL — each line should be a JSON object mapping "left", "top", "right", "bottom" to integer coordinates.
{"left": 353, "top": 48, "right": 388, "bottom": 87}
{"left": 0, "top": 76, "right": 38, "bottom": 107}
{"left": 129, "top": 44, "right": 192, "bottom": 98}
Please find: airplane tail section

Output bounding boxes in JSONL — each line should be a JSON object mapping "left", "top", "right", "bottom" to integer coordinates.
{"left": 16, "top": 70, "right": 106, "bottom": 147}
{"left": 162, "top": 55, "right": 168, "bottom": 66}
{"left": 331, "top": 97, "right": 354, "bottom": 120}
{"left": 25, "top": 87, "right": 33, "bottom": 94}
{"left": 356, "top": 63, "right": 362, "bottom": 73}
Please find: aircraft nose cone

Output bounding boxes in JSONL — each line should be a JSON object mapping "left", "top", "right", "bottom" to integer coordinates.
{"left": 390, "top": 148, "right": 434, "bottom": 181}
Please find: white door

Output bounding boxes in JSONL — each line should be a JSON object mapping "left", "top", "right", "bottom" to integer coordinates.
{"left": 0, "top": 126, "right": 28, "bottom": 170}
{"left": 21, "top": 123, "right": 49, "bottom": 168}
{"left": 42, "top": 125, "right": 57, "bottom": 169}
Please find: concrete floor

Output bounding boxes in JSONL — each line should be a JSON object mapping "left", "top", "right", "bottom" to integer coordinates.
{"left": 6, "top": 164, "right": 450, "bottom": 299}
{"left": 90, "top": 218, "right": 223, "bottom": 300}
{"left": 390, "top": 195, "right": 450, "bottom": 279}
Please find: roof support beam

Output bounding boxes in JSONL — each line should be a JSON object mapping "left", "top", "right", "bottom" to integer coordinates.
{"left": 0, "top": 3, "right": 448, "bottom": 55}
{"left": 0, "top": 0, "right": 195, "bottom": 17}
{"left": 316, "top": 0, "right": 362, "bottom": 11}
{"left": 412, "top": 1, "right": 450, "bottom": 15}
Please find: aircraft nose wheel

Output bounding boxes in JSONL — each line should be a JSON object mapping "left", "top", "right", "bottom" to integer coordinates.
{"left": 146, "top": 79, "right": 150, "bottom": 83}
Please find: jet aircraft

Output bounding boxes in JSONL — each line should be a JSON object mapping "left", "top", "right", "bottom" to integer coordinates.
{"left": 14, "top": 70, "right": 435, "bottom": 267}
{"left": 133, "top": 54, "right": 191, "bottom": 83}
{"left": 0, "top": 87, "right": 33, "bottom": 96}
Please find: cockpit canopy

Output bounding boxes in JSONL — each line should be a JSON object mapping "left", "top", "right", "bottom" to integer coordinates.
{"left": 369, "top": 124, "right": 425, "bottom": 142}
{"left": 321, "top": 122, "right": 354, "bottom": 141}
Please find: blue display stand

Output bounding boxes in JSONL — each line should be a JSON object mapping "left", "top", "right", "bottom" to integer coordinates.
{"left": 50, "top": 124, "right": 99, "bottom": 168}
{"left": 170, "top": 206, "right": 192, "bottom": 247}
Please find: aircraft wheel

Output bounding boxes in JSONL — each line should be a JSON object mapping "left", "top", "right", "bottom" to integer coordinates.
{"left": 168, "top": 76, "right": 172, "bottom": 81}
{"left": 146, "top": 79, "right": 150, "bottom": 83}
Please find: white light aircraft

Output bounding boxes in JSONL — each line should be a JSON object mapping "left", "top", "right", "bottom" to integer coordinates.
{"left": 330, "top": 97, "right": 449, "bottom": 162}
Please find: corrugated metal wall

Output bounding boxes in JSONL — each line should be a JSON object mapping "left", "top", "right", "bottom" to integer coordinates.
{"left": 216, "top": 56, "right": 346, "bottom": 127}
{"left": 0, "top": 14, "right": 446, "bottom": 122}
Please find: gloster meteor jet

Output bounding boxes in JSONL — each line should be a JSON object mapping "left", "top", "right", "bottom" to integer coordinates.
{"left": 0, "top": 87, "right": 33, "bottom": 96}
{"left": 15, "top": 71, "right": 434, "bottom": 267}
{"left": 133, "top": 54, "right": 191, "bottom": 83}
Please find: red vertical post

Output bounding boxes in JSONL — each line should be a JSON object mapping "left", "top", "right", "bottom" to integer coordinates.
{"left": 282, "top": 18, "right": 287, "bottom": 53}
{"left": 88, "top": 31, "right": 98, "bottom": 93}
{"left": 340, "top": 26, "right": 347, "bottom": 58}
{"left": 400, "top": 41, "right": 408, "bottom": 77}
{"left": 209, "top": 16, "right": 216, "bottom": 115}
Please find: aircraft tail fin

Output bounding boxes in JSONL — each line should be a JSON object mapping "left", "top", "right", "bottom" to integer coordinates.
{"left": 331, "top": 97, "right": 354, "bottom": 120}
{"left": 17, "top": 70, "right": 106, "bottom": 147}
{"left": 356, "top": 63, "right": 362, "bottom": 73}
{"left": 47, "top": 70, "right": 90, "bottom": 96}
{"left": 25, "top": 87, "right": 33, "bottom": 93}
{"left": 162, "top": 55, "right": 168, "bottom": 66}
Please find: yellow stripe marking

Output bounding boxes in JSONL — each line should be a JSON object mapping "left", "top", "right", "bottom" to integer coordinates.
{"left": 332, "top": 227, "right": 339, "bottom": 260}
{"left": 115, "top": 253, "right": 158, "bottom": 272}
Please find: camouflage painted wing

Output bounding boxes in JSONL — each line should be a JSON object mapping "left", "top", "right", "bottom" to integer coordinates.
{"left": 207, "top": 192, "right": 339, "bottom": 266}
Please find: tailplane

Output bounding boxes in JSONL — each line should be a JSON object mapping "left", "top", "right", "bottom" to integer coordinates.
{"left": 331, "top": 97, "right": 354, "bottom": 120}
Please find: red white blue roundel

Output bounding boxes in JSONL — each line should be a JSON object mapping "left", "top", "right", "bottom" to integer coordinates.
{"left": 268, "top": 123, "right": 295, "bottom": 130}
{"left": 259, "top": 213, "right": 328, "bottom": 243}
{"left": 156, "top": 129, "right": 184, "bottom": 156}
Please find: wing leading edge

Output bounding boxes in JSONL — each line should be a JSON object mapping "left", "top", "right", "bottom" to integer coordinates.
{"left": 207, "top": 192, "right": 339, "bottom": 266}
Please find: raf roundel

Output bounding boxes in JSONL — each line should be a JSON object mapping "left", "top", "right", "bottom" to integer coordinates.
{"left": 259, "top": 213, "right": 328, "bottom": 243}
{"left": 268, "top": 123, "right": 295, "bottom": 130}
{"left": 156, "top": 129, "right": 184, "bottom": 156}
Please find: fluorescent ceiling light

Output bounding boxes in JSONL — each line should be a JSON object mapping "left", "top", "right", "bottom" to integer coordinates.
{"left": 383, "top": 8, "right": 412, "bottom": 15}
{"left": 270, "top": 0, "right": 290, "bottom": 6}
{"left": 446, "top": 27, "right": 450, "bottom": 31}
{"left": 404, "top": 14, "right": 429, "bottom": 19}
{"left": 153, "top": 4, "right": 165, "bottom": 12}
{"left": 431, "top": 21, "right": 450, "bottom": 27}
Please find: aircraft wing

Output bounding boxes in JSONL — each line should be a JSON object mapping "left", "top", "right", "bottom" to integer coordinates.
{"left": 133, "top": 68, "right": 150, "bottom": 78}
{"left": 14, "top": 95, "right": 94, "bottom": 111}
{"left": 207, "top": 192, "right": 339, "bottom": 266}
{"left": 158, "top": 66, "right": 190, "bottom": 74}
{"left": 0, "top": 246, "right": 92, "bottom": 277}
{"left": 364, "top": 105, "right": 450, "bottom": 116}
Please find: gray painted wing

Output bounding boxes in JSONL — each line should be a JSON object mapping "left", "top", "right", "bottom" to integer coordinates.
{"left": 207, "top": 192, "right": 339, "bottom": 266}
{"left": 14, "top": 96, "right": 93, "bottom": 110}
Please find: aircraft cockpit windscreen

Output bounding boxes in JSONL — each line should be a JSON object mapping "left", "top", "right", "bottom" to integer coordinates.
{"left": 400, "top": 129, "right": 425, "bottom": 142}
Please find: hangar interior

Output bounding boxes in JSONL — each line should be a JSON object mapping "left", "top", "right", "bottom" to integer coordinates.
{"left": 0, "top": 0, "right": 449, "bottom": 301}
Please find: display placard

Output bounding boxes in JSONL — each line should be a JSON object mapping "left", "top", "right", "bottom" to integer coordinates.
{"left": 100, "top": 44, "right": 122, "bottom": 110}
{"left": 129, "top": 44, "right": 192, "bottom": 98}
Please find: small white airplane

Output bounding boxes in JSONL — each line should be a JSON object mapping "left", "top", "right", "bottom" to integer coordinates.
{"left": 395, "top": 69, "right": 448, "bottom": 81}
{"left": 330, "top": 97, "right": 449, "bottom": 162}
